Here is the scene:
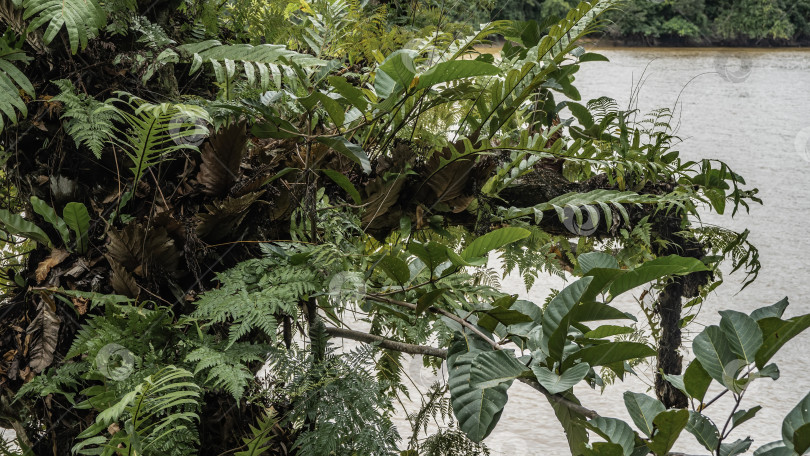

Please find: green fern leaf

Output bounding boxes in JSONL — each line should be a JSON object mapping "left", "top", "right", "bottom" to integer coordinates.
{"left": 0, "top": 34, "right": 33, "bottom": 132}
{"left": 22, "top": 0, "right": 106, "bottom": 54}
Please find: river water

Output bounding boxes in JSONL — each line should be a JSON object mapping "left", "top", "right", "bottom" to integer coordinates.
{"left": 393, "top": 47, "right": 810, "bottom": 455}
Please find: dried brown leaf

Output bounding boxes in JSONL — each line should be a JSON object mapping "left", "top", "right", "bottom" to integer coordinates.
{"left": 197, "top": 123, "right": 248, "bottom": 195}
{"left": 362, "top": 176, "right": 405, "bottom": 230}
{"left": 25, "top": 300, "right": 61, "bottom": 373}
{"left": 108, "top": 257, "right": 140, "bottom": 298}
{"left": 35, "top": 249, "right": 70, "bottom": 284}
{"left": 196, "top": 191, "right": 262, "bottom": 241}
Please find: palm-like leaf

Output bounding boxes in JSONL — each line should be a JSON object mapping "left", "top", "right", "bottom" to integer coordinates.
{"left": 22, "top": 0, "right": 106, "bottom": 54}
{"left": 0, "top": 33, "right": 33, "bottom": 132}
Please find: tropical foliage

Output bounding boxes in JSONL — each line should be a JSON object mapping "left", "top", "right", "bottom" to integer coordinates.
{"left": 0, "top": 0, "right": 806, "bottom": 455}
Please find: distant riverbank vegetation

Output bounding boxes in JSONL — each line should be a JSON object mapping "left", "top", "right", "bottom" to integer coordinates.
{"left": 384, "top": 0, "right": 810, "bottom": 46}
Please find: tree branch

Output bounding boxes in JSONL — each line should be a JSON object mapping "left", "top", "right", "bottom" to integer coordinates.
{"left": 340, "top": 300, "right": 601, "bottom": 420}
{"left": 324, "top": 326, "right": 448, "bottom": 358}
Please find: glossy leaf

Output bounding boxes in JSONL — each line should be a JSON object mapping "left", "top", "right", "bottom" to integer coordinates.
{"left": 548, "top": 390, "right": 589, "bottom": 456}
{"left": 686, "top": 411, "right": 719, "bottom": 452}
{"left": 719, "top": 310, "right": 763, "bottom": 365}
{"left": 732, "top": 406, "right": 762, "bottom": 430}
{"left": 586, "top": 417, "right": 636, "bottom": 456}
{"left": 470, "top": 350, "right": 528, "bottom": 389}
{"left": 542, "top": 277, "right": 594, "bottom": 361}
{"left": 648, "top": 409, "right": 689, "bottom": 456}
{"left": 750, "top": 297, "right": 789, "bottom": 321}
{"left": 63, "top": 202, "right": 91, "bottom": 254}
{"left": 563, "top": 342, "right": 655, "bottom": 370}
{"left": 583, "top": 325, "right": 634, "bottom": 339}
{"left": 460, "top": 227, "right": 531, "bottom": 261}
{"left": 30, "top": 196, "right": 71, "bottom": 247}
{"left": 608, "top": 255, "right": 708, "bottom": 298}
{"left": 578, "top": 252, "right": 618, "bottom": 274}
{"left": 316, "top": 136, "right": 371, "bottom": 173}
{"left": 756, "top": 314, "right": 810, "bottom": 369}
{"left": 683, "top": 360, "right": 712, "bottom": 402}
{"left": 447, "top": 338, "right": 511, "bottom": 443}
{"left": 623, "top": 392, "right": 665, "bottom": 437}
{"left": 693, "top": 325, "right": 737, "bottom": 386}
{"left": 0, "top": 208, "right": 53, "bottom": 247}
{"left": 720, "top": 438, "right": 753, "bottom": 456}
{"left": 532, "top": 362, "right": 590, "bottom": 395}
{"left": 376, "top": 254, "right": 410, "bottom": 285}
{"left": 782, "top": 391, "right": 810, "bottom": 453}
{"left": 416, "top": 60, "right": 500, "bottom": 89}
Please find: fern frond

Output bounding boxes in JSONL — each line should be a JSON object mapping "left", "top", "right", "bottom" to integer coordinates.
{"left": 51, "top": 79, "right": 117, "bottom": 158}
{"left": 190, "top": 257, "right": 318, "bottom": 347}
{"left": 111, "top": 93, "right": 211, "bottom": 189}
{"left": 72, "top": 366, "right": 201, "bottom": 455}
{"left": 22, "top": 0, "right": 106, "bottom": 54}
{"left": 168, "top": 40, "right": 326, "bottom": 91}
{"left": 0, "top": 33, "right": 33, "bottom": 133}
{"left": 184, "top": 340, "right": 267, "bottom": 402}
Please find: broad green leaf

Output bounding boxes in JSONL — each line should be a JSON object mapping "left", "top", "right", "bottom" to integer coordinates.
{"left": 750, "top": 297, "right": 789, "bottom": 321}
{"left": 563, "top": 342, "right": 655, "bottom": 370}
{"left": 720, "top": 438, "right": 753, "bottom": 456}
{"left": 686, "top": 411, "right": 719, "bottom": 452}
{"left": 548, "top": 391, "right": 589, "bottom": 456}
{"left": 62, "top": 202, "right": 90, "bottom": 254}
{"left": 586, "top": 417, "right": 636, "bottom": 456}
{"left": 753, "top": 441, "right": 793, "bottom": 456}
{"left": 320, "top": 169, "right": 361, "bottom": 204}
{"left": 469, "top": 350, "right": 528, "bottom": 389}
{"left": 693, "top": 325, "right": 737, "bottom": 386}
{"left": 571, "top": 301, "right": 636, "bottom": 323}
{"left": 648, "top": 409, "right": 689, "bottom": 456}
{"left": 794, "top": 423, "right": 810, "bottom": 455}
{"left": 683, "top": 360, "right": 712, "bottom": 402}
{"left": 415, "top": 60, "right": 500, "bottom": 89}
{"left": 416, "top": 288, "right": 445, "bottom": 314}
{"left": 732, "top": 406, "right": 762, "bottom": 430}
{"left": 30, "top": 196, "right": 70, "bottom": 246}
{"left": 608, "top": 255, "right": 708, "bottom": 298}
{"left": 586, "top": 442, "right": 625, "bottom": 456}
{"left": 316, "top": 136, "right": 371, "bottom": 173}
{"left": 719, "top": 310, "right": 763, "bottom": 364}
{"left": 327, "top": 76, "right": 368, "bottom": 111}
{"left": 531, "top": 362, "right": 589, "bottom": 395}
{"left": 447, "top": 338, "right": 511, "bottom": 443}
{"left": 377, "top": 50, "right": 417, "bottom": 88}
{"left": 583, "top": 325, "right": 634, "bottom": 339}
{"left": 623, "top": 392, "right": 665, "bottom": 438}
{"left": 477, "top": 306, "right": 533, "bottom": 332}
{"left": 376, "top": 254, "right": 410, "bottom": 285}
{"left": 782, "top": 392, "right": 810, "bottom": 453}
{"left": 543, "top": 277, "right": 594, "bottom": 361}
{"left": 460, "top": 227, "right": 531, "bottom": 261}
{"left": 756, "top": 314, "right": 810, "bottom": 369}
{"left": 0, "top": 208, "right": 52, "bottom": 247}
{"left": 578, "top": 252, "right": 618, "bottom": 274}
